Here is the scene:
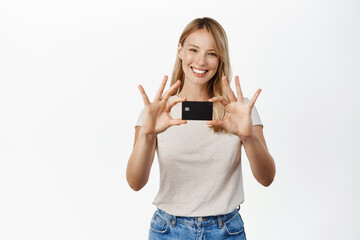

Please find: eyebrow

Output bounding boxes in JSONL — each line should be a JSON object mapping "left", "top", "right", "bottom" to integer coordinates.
{"left": 188, "top": 44, "right": 215, "bottom": 51}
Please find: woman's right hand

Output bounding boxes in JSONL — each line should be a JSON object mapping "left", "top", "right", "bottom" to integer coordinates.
{"left": 138, "top": 75, "right": 187, "bottom": 136}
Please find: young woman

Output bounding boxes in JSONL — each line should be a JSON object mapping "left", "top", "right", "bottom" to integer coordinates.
{"left": 126, "top": 17, "right": 276, "bottom": 240}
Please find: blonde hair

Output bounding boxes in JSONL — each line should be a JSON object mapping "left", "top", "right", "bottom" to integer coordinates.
{"left": 170, "top": 17, "right": 232, "bottom": 133}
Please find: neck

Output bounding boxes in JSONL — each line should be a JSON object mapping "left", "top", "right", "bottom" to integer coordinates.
{"left": 177, "top": 79, "right": 210, "bottom": 101}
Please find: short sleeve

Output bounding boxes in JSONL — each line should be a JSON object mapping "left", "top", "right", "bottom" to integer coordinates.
{"left": 135, "top": 107, "right": 145, "bottom": 127}
{"left": 244, "top": 97, "right": 263, "bottom": 127}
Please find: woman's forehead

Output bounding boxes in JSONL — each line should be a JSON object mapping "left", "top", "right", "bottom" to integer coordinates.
{"left": 183, "top": 29, "right": 215, "bottom": 50}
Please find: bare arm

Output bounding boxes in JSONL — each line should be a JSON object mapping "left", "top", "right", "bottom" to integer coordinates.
{"left": 126, "top": 76, "right": 186, "bottom": 191}
{"left": 208, "top": 75, "right": 276, "bottom": 187}
{"left": 126, "top": 127, "right": 157, "bottom": 191}
{"left": 241, "top": 125, "right": 276, "bottom": 187}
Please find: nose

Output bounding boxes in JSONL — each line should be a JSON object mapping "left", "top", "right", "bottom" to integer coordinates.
{"left": 195, "top": 52, "right": 206, "bottom": 66}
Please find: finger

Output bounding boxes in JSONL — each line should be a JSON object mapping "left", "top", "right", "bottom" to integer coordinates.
{"left": 169, "top": 118, "right": 187, "bottom": 126}
{"left": 222, "top": 76, "right": 237, "bottom": 102}
{"left": 248, "top": 88, "right": 262, "bottom": 109}
{"left": 154, "top": 75, "right": 168, "bottom": 101}
{"left": 138, "top": 85, "right": 150, "bottom": 106}
{"left": 208, "top": 96, "right": 229, "bottom": 106}
{"left": 235, "top": 76, "right": 244, "bottom": 103}
{"left": 166, "top": 96, "right": 186, "bottom": 112}
{"left": 207, "top": 119, "right": 224, "bottom": 127}
{"left": 162, "top": 80, "right": 181, "bottom": 102}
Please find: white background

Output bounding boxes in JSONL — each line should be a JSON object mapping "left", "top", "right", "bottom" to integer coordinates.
{"left": 0, "top": 0, "right": 359, "bottom": 239}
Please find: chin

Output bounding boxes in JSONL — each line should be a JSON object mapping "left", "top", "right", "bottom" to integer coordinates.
{"left": 189, "top": 77, "right": 211, "bottom": 86}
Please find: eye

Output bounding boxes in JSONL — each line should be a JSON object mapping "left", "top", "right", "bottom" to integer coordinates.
{"left": 209, "top": 52, "right": 217, "bottom": 57}
{"left": 189, "top": 48, "right": 197, "bottom": 52}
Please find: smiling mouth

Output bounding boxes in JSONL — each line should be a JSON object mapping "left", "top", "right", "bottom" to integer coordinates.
{"left": 191, "top": 67, "right": 208, "bottom": 74}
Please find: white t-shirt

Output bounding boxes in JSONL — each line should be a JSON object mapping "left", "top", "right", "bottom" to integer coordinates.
{"left": 135, "top": 96, "right": 263, "bottom": 217}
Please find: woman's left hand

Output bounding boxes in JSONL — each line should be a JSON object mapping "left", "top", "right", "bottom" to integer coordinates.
{"left": 207, "top": 75, "right": 261, "bottom": 141}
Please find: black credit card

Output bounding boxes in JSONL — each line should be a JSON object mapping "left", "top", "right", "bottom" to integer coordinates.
{"left": 182, "top": 101, "right": 213, "bottom": 120}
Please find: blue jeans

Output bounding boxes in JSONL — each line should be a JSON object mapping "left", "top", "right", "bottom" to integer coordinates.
{"left": 148, "top": 206, "right": 247, "bottom": 240}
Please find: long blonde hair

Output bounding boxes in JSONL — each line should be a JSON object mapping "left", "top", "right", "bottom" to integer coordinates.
{"left": 171, "top": 17, "right": 232, "bottom": 133}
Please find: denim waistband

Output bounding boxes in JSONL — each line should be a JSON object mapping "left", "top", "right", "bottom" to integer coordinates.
{"left": 156, "top": 205, "right": 240, "bottom": 228}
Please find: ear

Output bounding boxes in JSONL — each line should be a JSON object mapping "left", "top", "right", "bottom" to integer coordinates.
{"left": 177, "top": 42, "right": 183, "bottom": 60}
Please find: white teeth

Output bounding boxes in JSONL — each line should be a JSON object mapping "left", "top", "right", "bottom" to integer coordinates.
{"left": 192, "top": 67, "right": 206, "bottom": 74}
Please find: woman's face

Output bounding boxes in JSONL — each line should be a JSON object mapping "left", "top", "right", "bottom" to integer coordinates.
{"left": 178, "top": 29, "right": 219, "bottom": 87}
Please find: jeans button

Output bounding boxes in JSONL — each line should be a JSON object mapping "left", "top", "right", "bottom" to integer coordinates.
{"left": 198, "top": 217, "right": 203, "bottom": 222}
